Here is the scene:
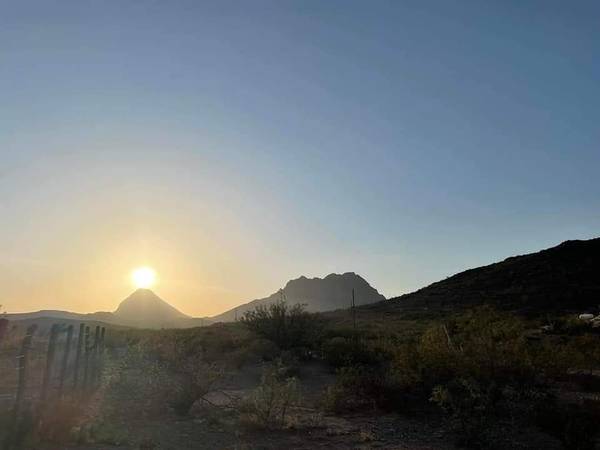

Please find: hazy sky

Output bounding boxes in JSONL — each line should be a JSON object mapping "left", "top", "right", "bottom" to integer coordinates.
{"left": 2, "top": 1, "right": 599, "bottom": 316}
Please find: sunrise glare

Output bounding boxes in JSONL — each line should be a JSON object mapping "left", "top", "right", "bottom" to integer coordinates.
{"left": 131, "top": 267, "right": 157, "bottom": 289}
{"left": 1, "top": 2, "right": 599, "bottom": 448}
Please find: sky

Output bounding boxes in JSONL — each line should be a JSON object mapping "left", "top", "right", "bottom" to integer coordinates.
{"left": 1, "top": 1, "right": 599, "bottom": 316}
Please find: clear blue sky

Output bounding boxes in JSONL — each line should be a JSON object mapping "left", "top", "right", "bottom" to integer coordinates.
{"left": 1, "top": 1, "right": 599, "bottom": 314}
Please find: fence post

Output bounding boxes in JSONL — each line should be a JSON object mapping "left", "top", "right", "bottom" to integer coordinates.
{"left": 82, "top": 326, "right": 90, "bottom": 390}
{"left": 4, "top": 324, "right": 37, "bottom": 450}
{"left": 58, "top": 324, "right": 74, "bottom": 398}
{"left": 92, "top": 326, "right": 100, "bottom": 387}
{"left": 73, "top": 323, "right": 84, "bottom": 389}
{"left": 98, "top": 327, "right": 106, "bottom": 384}
{"left": 40, "top": 324, "right": 59, "bottom": 404}
{"left": 99, "top": 327, "right": 106, "bottom": 353}
{"left": 0, "top": 318, "right": 8, "bottom": 344}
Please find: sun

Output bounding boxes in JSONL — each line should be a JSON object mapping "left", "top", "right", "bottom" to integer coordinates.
{"left": 131, "top": 266, "right": 157, "bottom": 289}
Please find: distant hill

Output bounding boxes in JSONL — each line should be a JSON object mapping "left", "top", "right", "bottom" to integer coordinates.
{"left": 6, "top": 309, "right": 115, "bottom": 324}
{"left": 6, "top": 289, "right": 205, "bottom": 329}
{"left": 368, "top": 238, "right": 600, "bottom": 314}
{"left": 211, "top": 272, "right": 385, "bottom": 322}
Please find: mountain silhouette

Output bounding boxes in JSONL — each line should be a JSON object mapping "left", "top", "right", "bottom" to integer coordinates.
{"left": 211, "top": 272, "right": 385, "bottom": 322}
{"left": 5, "top": 273, "right": 384, "bottom": 328}
{"left": 6, "top": 289, "right": 197, "bottom": 330}
{"left": 113, "top": 288, "right": 190, "bottom": 327}
{"left": 10, "top": 238, "right": 598, "bottom": 329}
{"left": 368, "top": 237, "right": 600, "bottom": 314}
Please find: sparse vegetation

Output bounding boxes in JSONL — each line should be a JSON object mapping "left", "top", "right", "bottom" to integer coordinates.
{"left": 240, "top": 300, "right": 323, "bottom": 353}
{"left": 2, "top": 302, "right": 599, "bottom": 449}
{"left": 238, "top": 363, "right": 300, "bottom": 429}
{"left": 316, "top": 305, "right": 600, "bottom": 447}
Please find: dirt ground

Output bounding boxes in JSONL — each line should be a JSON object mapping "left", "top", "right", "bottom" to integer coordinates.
{"left": 40, "top": 361, "right": 451, "bottom": 450}
{"left": 46, "top": 361, "right": 563, "bottom": 450}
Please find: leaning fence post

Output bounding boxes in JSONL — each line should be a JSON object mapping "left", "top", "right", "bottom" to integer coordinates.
{"left": 73, "top": 323, "right": 85, "bottom": 389}
{"left": 5, "top": 324, "right": 37, "bottom": 450}
{"left": 40, "top": 324, "right": 60, "bottom": 404}
{"left": 58, "top": 324, "right": 74, "bottom": 398}
{"left": 83, "top": 326, "right": 90, "bottom": 390}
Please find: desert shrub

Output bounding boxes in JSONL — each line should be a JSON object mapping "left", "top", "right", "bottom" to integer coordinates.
{"left": 407, "top": 306, "right": 553, "bottom": 393}
{"left": 321, "top": 335, "right": 392, "bottom": 370}
{"left": 101, "top": 343, "right": 173, "bottom": 419}
{"left": 241, "top": 300, "right": 323, "bottom": 351}
{"left": 566, "top": 334, "right": 600, "bottom": 375}
{"left": 239, "top": 363, "right": 300, "bottom": 429}
{"left": 411, "top": 307, "right": 600, "bottom": 447}
{"left": 276, "top": 350, "right": 301, "bottom": 378}
{"left": 388, "top": 341, "right": 420, "bottom": 383}
{"left": 318, "top": 306, "right": 598, "bottom": 445}
{"left": 430, "top": 378, "right": 495, "bottom": 447}
{"left": 322, "top": 366, "right": 386, "bottom": 413}
{"left": 554, "top": 315, "right": 597, "bottom": 335}
{"left": 142, "top": 333, "right": 224, "bottom": 416}
{"left": 226, "top": 337, "right": 280, "bottom": 368}
{"left": 103, "top": 335, "right": 223, "bottom": 418}
{"left": 168, "top": 355, "right": 223, "bottom": 416}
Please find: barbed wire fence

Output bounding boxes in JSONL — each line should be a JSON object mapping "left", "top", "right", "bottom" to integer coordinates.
{"left": 0, "top": 320, "right": 107, "bottom": 450}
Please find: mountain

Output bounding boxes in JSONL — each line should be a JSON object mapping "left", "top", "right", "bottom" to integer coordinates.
{"left": 211, "top": 272, "right": 386, "bottom": 322}
{"left": 368, "top": 238, "right": 600, "bottom": 314}
{"left": 6, "top": 273, "right": 384, "bottom": 329}
{"left": 113, "top": 288, "right": 190, "bottom": 328}
{"left": 6, "top": 289, "right": 205, "bottom": 329}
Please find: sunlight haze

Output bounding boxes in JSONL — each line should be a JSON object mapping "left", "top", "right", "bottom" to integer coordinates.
{"left": 1, "top": 1, "right": 599, "bottom": 317}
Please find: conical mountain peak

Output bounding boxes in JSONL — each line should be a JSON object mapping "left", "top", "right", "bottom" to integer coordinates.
{"left": 114, "top": 288, "right": 189, "bottom": 327}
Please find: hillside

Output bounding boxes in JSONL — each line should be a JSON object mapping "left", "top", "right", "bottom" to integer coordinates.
{"left": 211, "top": 272, "right": 385, "bottom": 322}
{"left": 368, "top": 238, "right": 600, "bottom": 314}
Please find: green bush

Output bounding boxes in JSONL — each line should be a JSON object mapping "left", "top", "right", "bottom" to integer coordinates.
{"left": 241, "top": 300, "right": 323, "bottom": 351}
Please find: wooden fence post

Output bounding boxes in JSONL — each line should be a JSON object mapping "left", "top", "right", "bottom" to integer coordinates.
{"left": 40, "top": 324, "right": 59, "bottom": 404}
{"left": 58, "top": 325, "right": 74, "bottom": 398}
{"left": 99, "top": 327, "right": 106, "bottom": 353}
{"left": 73, "top": 323, "right": 84, "bottom": 389}
{"left": 4, "top": 324, "right": 37, "bottom": 450}
{"left": 0, "top": 318, "right": 8, "bottom": 344}
{"left": 92, "top": 326, "right": 100, "bottom": 387}
{"left": 98, "top": 327, "right": 106, "bottom": 384}
{"left": 82, "top": 326, "right": 90, "bottom": 390}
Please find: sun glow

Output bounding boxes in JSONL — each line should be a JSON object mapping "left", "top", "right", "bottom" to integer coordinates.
{"left": 131, "top": 266, "right": 157, "bottom": 289}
